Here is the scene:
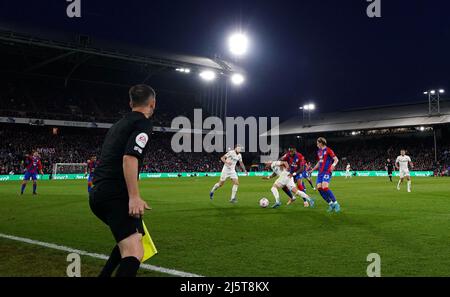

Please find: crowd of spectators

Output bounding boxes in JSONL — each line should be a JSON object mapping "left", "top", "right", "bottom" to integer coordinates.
{"left": 0, "top": 125, "right": 223, "bottom": 175}
{"left": 296, "top": 136, "right": 450, "bottom": 174}
{"left": 1, "top": 124, "right": 449, "bottom": 176}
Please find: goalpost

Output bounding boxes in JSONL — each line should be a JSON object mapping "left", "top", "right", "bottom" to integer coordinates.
{"left": 52, "top": 163, "right": 87, "bottom": 177}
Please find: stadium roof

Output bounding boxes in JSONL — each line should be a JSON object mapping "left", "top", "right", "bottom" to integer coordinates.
{"left": 264, "top": 100, "right": 450, "bottom": 136}
{"left": 0, "top": 29, "right": 244, "bottom": 75}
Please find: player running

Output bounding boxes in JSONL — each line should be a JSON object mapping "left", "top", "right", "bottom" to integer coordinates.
{"left": 85, "top": 155, "right": 98, "bottom": 192}
{"left": 345, "top": 163, "right": 352, "bottom": 179}
{"left": 385, "top": 158, "right": 394, "bottom": 182}
{"left": 279, "top": 147, "right": 311, "bottom": 199}
{"left": 210, "top": 145, "right": 247, "bottom": 203}
{"left": 263, "top": 161, "right": 314, "bottom": 208}
{"left": 395, "top": 149, "right": 413, "bottom": 192}
{"left": 311, "top": 137, "right": 341, "bottom": 213}
{"left": 20, "top": 151, "right": 44, "bottom": 195}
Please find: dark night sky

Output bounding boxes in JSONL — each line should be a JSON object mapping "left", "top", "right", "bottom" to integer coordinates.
{"left": 1, "top": 0, "right": 449, "bottom": 121}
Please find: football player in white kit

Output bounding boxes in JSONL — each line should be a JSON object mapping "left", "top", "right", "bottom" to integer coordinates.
{"left": 263, "top": 161, "right": 315, "bottom": 208}
{"left": 210, "top": 145, "right": 247, "bottom": 203}
{"left": 345, "top": 163, "right": 352, "bottom": 179}
{"left": 395, "top": 149, "right": 414, "bottom": 192}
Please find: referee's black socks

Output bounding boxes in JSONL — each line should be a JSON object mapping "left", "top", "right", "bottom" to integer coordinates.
{"left": 115, "top": 256, "right": 141, "bottom": 277}
{"left": 99, "top": 245, "right": 121, "bottom": 277}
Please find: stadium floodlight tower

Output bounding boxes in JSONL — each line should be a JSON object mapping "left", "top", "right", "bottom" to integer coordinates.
{"left": 424, "top": 89, "right": 444, "bottom": 115}
{"left": 299, "top": 103, "right": 316, "bottom": 125}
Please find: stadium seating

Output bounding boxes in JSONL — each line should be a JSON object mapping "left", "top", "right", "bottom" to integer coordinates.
{"left": 1, "top": 124, "right": 449, "bottom": 175}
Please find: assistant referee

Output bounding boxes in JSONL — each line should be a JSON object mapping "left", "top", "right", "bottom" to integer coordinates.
{"left": 89, "top": 84, "right": 155, "bottom": 277}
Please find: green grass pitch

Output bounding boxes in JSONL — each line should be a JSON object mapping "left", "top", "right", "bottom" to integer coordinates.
{"left": 1, "top": 176, "right": 449, "bottom": 277}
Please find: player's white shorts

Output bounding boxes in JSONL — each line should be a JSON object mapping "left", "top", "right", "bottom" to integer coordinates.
{"left": 275, "top": 173, "right": 296, "bottom": 191}
{"left": 399, "top": 169, "right": 410, "bottom": 178}
{"left": 220, "top": 168, "right": 238, "bottom": 181}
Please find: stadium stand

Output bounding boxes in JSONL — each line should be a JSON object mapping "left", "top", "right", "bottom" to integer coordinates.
{"left": 1, "top": 123, "right": 449, "bottom": 175}
{"left": 0, "top": 125, "right": 224, "bottom": 175}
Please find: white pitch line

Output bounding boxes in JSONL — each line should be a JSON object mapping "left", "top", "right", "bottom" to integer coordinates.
{"left": 0, "top": 233, "right": 202, "bottom": 277}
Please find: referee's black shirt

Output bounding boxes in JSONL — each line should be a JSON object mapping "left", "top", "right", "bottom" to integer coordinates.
{"left": 386, "top": 162, "right": 394, "bottom": 172}
{"left": 93, "top": 111, "right": 153, "bottom": 193}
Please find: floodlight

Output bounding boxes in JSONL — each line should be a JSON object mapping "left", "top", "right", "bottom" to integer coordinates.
{"left": 199, "top": 70, "right": 216, "bottom": 81}
{"left": 231, "top": 73, "right": 245, "bottom": 85}
{"left": 228, "top": 33, "right": 249, "bottom": 56}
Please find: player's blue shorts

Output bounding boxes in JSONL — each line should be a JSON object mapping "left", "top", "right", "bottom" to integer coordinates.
{"left": 317, "top": 172, "right": 332, "bottom": 184}
{"left": 301, "top": 171, "right": 310, "bottom": 179}
{"left": 23, "top": 171, "right": 37, "bottom": 181}
{"left": 88, "top": 173, "right": 94, "bottom": 182}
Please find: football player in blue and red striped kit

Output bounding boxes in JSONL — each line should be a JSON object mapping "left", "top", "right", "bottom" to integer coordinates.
{"left": 85, "top": 155, "right": 98, "bottom": 193}
{"left": 311, "top": 137, "right": 341, "bottom": 213}
{"left": 20, "top": 151, "right": 44, "bottom": 195}
{"left": 280, "top": 147, "right": 315, "bottom": 208}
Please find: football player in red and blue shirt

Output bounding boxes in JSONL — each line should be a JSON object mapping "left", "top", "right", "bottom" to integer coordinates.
{"left": 21, "top": 151, "right": 44, "bottom": 195}
{"left": 85, "top": 155, "right": 98, "bottom": 193}
{"left": 280, "top": 147, "right": 315, "bottom": 207}
{"left": 311, "top": 137, "right": 341, "bottom": 212}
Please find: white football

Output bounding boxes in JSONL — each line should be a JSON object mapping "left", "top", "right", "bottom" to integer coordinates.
{"left": 259, "top": 197, "right": 269, "bottom": 208}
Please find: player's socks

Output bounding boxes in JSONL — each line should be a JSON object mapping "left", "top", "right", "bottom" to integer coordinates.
{"left": 115, "top": 256, "right": 140, "bottom": 277}
{"left": 271, "top": 187, "right": 280, "bottom": 204}
{"left": 231, "top": 185, "right": 238, "bottom": 201}
{"left": 210, "top": 183, "right": 220, "bottom": 199}
{"left": 397, "top": 180, "right": 401, "bottom": 190}
{"left": 32, "top": 183, "right": 37, "bottom": 194}
{"left": 211, "top": 183, "right": 220, "bottom": 193}
{"left": 99, "top": 245, "right": 121, "bottom": 277}
{"left": 318, "top": 189, "right": 330, "bottom": 204}
{"left": 323, "top": 188, "right": 336, "bottom": 203}
{"left": 407, "top": 181, "right": 411, "bottom": 192}
{"left": 20, "top": 184, "right": 26, "bottom": 194}
{"left": 295, "top": 190, "right": 310, "bottom": 202}
{"left": 307, "top": 179, "right": 314, "bottom": 189}
{"left": 282, "top": 187, "right": 293, "bottom": 199}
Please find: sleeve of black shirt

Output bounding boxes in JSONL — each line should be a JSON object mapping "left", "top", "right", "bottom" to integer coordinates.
{"left": 124, "top": 119, "right": 153, "bottom": 160}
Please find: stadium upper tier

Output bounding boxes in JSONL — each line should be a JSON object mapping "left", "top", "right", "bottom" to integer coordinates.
{"left": 267, "top": 100, "right": 450, "bottom": 136}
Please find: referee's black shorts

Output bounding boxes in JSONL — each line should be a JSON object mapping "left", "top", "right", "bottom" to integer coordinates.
{"left": 89, "top": 183, "right": 144, "bottom": 243}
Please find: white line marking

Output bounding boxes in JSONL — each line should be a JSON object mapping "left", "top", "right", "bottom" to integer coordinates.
{"left": 0, "top": 233, "right": 202, "bottom": 277}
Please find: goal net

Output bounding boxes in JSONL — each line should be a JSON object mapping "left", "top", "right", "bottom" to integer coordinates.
{"left": 52, "top": 163, "right": 87, "bottom": 176}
